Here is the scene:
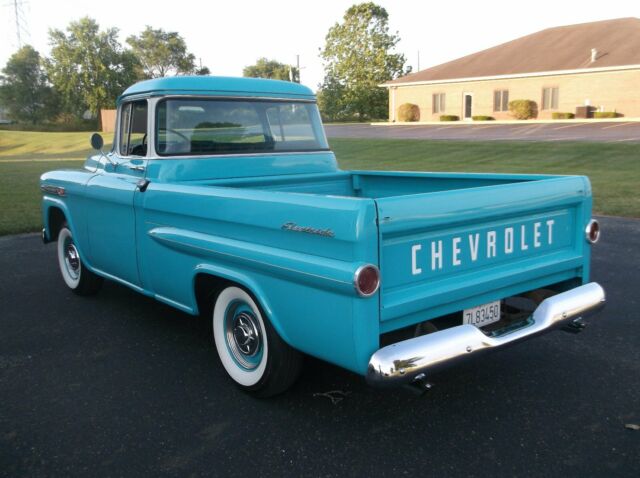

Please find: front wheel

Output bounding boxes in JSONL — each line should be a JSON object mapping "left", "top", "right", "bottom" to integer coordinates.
{"left": 56, "top": 226, "right": 103, "bottom": 295}
{"left": 212, "top": 286, "right": 302, "bottom": 397}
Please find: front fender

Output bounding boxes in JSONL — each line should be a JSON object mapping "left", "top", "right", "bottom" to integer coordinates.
{"left": 42, "top": 196, "right": 72, "bottom": 242}
{"left": 41, "top": 196, "right": 100, "bottom": 276}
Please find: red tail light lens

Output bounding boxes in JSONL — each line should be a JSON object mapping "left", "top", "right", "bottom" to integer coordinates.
{"left": 585, "top": 219, "right": 600, "bottom": 244}
{"left": 354, "top": 265, "right": 380, "bottom": 297}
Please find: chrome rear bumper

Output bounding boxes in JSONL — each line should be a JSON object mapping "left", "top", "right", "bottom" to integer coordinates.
{"left": 366, "top": 282, "right": 605, "bottom": 387}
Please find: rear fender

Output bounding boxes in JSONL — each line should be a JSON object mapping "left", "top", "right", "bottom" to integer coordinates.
{"left": 191, "top": 264, "right": 291, "bottom": 345}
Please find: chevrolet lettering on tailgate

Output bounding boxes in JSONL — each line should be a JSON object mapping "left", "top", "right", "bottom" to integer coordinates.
{"left": 411, "top": 218, "right": 558, "bottom": 275}
{"left": 40, "top": 76, "right": 605, "bottom": 397}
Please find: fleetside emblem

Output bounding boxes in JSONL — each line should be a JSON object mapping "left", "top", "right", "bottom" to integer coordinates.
{"left": 281, "top": 222, "right": 335, "bottom": 238}
{"left": 40, "top": 184, "right": 66, "bottom": 197}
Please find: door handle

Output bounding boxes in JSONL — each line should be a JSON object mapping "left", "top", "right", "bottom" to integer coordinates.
{"left": 136, "top": 179, "right": 150, "bottom": 192}
{"left": 128, "top": 165, "right": 146, "bottom": 172}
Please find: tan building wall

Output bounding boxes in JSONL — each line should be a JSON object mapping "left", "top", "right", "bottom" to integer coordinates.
{"left": 388, "top": 68, "right": 640, "bottom": 121}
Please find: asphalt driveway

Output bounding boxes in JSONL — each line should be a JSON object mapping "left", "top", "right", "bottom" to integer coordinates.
{"left": 325, "top": 121, "right": 640, "bottom": 142}
{"left": 0, "top": 216, "right": 638, "bottom": 477}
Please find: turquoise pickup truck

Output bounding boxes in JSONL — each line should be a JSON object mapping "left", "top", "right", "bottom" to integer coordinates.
{"left": 40, "top": 76, "right": 605, "bottom": 396}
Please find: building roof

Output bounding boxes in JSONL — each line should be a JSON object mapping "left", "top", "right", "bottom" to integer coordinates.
{"left": 387, "top": 18, "right": 640, "bottom": 86}
{"left": 119, "top": 76, "right": 315, "bottom": 103}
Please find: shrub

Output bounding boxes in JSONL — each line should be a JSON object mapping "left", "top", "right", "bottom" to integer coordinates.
{"left": 552, "top": 112, "right": 575, "bottom": 119}
{"left": 397, "top": 103, "right": 420, "bottom": 122}
{"left": 593, "top": 111, "right": 619, "bottom": 119}
{"left": 508, "top": 99, "right": 537, "bottom": 120}
{"left": 0, "top": 119, "right": 98, "bottom": 132}
{"left": 440, "top": 115, "right": 459, "bottom": 121}
{"left": 472, "top": 115, "right": 494, "bottom": 121}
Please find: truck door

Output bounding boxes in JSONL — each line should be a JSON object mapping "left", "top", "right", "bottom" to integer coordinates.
{"left": 85, "top": 100, "right": 148, "bottom": 287}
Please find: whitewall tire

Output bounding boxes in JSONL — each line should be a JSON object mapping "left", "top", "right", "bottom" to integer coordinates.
{"left": 56, "top": 225, "right": 103, "bottom": 295}
{"left": 57, "top": 227, "right": 81, "bottom": 289}
{"left": 212, "top": 286, "right": 302, "bottom": 396}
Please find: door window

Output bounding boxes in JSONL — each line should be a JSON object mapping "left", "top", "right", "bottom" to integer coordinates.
{"left": 119, "top": 100, "right": 148, "bottom": 156}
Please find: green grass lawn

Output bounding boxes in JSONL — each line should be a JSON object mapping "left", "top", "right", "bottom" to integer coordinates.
{"left": 0, "top": 160, "right": 83, "bottom": 235}
{"left": 332, "top": 138, "right": 640, "bottom": 218}
{"left": 0, "top": 130, "right": 114, "bottom": 161}
{"left": 0, "top": 131, "right": 637, "bottom": 236}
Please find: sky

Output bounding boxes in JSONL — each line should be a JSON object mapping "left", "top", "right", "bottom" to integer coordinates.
{"left": 1, "top": 0, "right": 638, "bottom": 91}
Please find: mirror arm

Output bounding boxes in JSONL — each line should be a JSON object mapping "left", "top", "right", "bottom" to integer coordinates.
{"left": 99, "top": 148, "right": 118, "bottom": 168}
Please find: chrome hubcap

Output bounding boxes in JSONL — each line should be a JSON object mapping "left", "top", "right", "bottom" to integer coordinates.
{"left": 233, "top": 313, "right": 260, "bottom": 356}
{"left": 64, "top": 243, "right": 80, "bottom": 279}
{"left": 225, "top": 304, "right": 262, "bottom": 370}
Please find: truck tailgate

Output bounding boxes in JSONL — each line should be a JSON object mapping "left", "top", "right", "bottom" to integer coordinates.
{"left": 376, "top": 176, "right": 591, "bottom": 332}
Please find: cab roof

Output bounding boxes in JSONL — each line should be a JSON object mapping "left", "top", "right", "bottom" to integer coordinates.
{"left": 118, "top": 76, "right": 315, "bottom": 103}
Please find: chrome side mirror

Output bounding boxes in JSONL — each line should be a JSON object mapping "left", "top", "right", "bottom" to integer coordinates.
{"left": 90, "top": 132, "right": 104, "bottom": 150}
{"left": 89, "top": 132, "right": 117, "bottom": 167}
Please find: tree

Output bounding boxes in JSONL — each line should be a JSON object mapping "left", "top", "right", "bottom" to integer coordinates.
{"left": 47, "top": 17, "right": 141, "bottom": 118}
{"left": 127, "top": 27, "right": 199, "bottom": 78}
{"left": 243, "top": 58, "right": 299, "bottom": 82}
{"left": 0, "top": 46, "right": 57, "bottom": 124}
{"left": 319, "top": 2, "right": 409, "bottom": 120}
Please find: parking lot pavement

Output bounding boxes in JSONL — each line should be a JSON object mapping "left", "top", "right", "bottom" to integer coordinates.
{"left": 0, "top": 216, "right": 638, "bottom": 477}
{"left": 325, "top": 122, "right": 640, "bottom": 142}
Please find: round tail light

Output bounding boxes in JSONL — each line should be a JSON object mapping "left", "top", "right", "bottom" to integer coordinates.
{"left": 585, "top": 219, "right": 601, "bottom": 244}
{"left": 354, "top": 265, "right": 380, "bottom": 297}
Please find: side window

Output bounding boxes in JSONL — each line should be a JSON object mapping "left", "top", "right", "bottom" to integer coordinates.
{"left": 542, "top": 87, "right": 559, "bottom": 110}
{"left": 119, "top": 100, "right": 148, "bottom": 156}
{"left": 265, "top": 104, "right": 314, "bottom": 143}
{"left": 494, "top": 90, "right": 509, "bottom": 112}
{"left": 432, "top": 93, "right": 445, "bottom": 114}
{"left": 119, "top": 103, "right": 132, "bottom": 156}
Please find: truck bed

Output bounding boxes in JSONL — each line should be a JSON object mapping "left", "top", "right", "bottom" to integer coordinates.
{"left": 218, "top": 170, "right": 534, "bottom": 198}
{"left": 218, "top": 170, "right": 591, "bottom": 334}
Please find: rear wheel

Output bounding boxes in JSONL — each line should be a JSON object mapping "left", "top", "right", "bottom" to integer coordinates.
{"left": 56, "top": 226, "right": 103, "bottom": 295}
{"left": 212, "top": 286, "right": 301, "bottom": 397}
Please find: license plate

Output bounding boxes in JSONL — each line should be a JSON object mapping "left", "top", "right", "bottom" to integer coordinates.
{"left": 463, "top": 300, "right": 501, "bottom": 327}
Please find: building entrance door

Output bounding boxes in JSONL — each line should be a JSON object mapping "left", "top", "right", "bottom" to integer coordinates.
{"left": 463, "top": 93, "right": 473, "bottom": 120}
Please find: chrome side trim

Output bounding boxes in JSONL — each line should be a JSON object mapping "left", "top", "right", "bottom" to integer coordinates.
{"left": 366, "top": 282, "right": 606, "bottom": 387}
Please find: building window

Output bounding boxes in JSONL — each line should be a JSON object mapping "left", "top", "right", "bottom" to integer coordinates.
{"left": 493, "top": 90, "right": 509, "bottom": 112}
{"left": 432, "top": 93, "right": 445, "bottom": 114}
{"left": 542, "top": 87, "right": 559, "bottom": 110}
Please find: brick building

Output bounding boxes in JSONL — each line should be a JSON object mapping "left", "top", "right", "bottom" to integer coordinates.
{"left": 384, "top": 18, "right": 640, "bottom": 121}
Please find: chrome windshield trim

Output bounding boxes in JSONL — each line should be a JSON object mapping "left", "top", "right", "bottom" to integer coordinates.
{"left": 142, "top": 150, "right": 332, "bottom": 161}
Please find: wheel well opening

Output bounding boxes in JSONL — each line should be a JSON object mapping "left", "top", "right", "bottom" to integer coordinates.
{"left": 48, "top": 207, "right": 66, "bottom": 240}
{"left": 194, "top": 273, "right": 234, "bottom": 317}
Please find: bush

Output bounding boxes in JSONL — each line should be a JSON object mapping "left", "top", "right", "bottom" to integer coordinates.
{"left": 0, "top": 119, "right": 98, "bottom": 132}
{"left": 397, "top": 103, "right": 420, "bottom": 122}
{"left": 440, "top": 115, "right": 459, "bottom": 121}
{"left": 593, "top": 111, "right": 620, "bottom": 119}
{"left": 472, "top": 115, "right": 494, "bottom": 121}
{"left": 508, "top": 99, "right": 537, "bottom": 120}
{"left": 552, "top": 112, "right": 575, "bottom": 119}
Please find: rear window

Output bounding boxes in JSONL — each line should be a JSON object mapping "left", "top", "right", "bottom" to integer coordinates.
{"left": 155, "top": 98, "right": 328, "bottom": 156}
